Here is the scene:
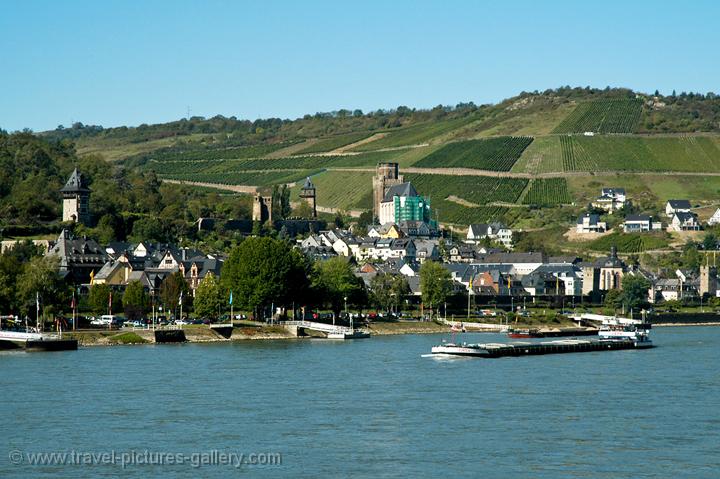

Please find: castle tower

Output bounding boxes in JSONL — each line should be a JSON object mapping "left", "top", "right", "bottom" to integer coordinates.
{"left": 372, "top": 163, "right": 403, "bottom": 222}
{"left": 700, "top": 264, "right": 717, "bottom": 297}
{"left": 60, "top": 168, "right": 90, "bottom": 225}
{"left": 252, "top": 194, "right": 273, "bottom": 223}
{"left": 299, "top": 177, "right": 317, "bottom": 218}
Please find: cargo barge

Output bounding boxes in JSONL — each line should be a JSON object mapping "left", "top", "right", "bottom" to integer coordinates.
{"left": 431, "top": 325, "right": 652, "bottom": 358}
{"left": 507, "top": 327, "right": 598, "bottom": 339}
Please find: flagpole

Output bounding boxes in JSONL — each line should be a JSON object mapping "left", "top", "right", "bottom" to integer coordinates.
{"left": 229, "top": 290, "right": 233, "bottom": 326}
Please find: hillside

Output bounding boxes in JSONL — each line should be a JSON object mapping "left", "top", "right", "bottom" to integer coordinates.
{"left": 22, "top": 86, "right": 720, "bottom": 252}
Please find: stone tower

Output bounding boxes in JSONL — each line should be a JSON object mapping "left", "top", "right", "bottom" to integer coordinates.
{"left": 60, "top": 168, "right": 90, "bottom": 225}
{"left": 372, "top": 163, "right": 403, "bottom": 222}
{"left": 299, "top": 177, "right": 317, "bottom": 218}
{"left": 700, "top": 264, "right": 717, "bottom": 297}
{"left": 252, "top": 194, "right": 273, "bottom": 223}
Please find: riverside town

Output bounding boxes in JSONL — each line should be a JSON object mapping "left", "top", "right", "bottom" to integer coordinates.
{"left": 2, "top": 2, "right": 719, "bottom": 478}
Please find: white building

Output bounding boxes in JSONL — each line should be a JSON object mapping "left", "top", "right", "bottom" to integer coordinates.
{"left": 576, "top": 214, "right": 607, "bottom": 234}
{"left": 665, "top": 200, "right": 691, "bottom": 218}
{"left": 466, "top": 222, "right": 513, "bottom": 248}
{"left": 623, "top": 215, "right": 662, "bottom": 233}
{"left": 592, "top": 188, "right": 626, "bottom": 213}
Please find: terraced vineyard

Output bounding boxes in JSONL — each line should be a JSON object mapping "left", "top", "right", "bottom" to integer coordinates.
{"left": 145, "top": 143, "right": 294, "bottom": 162}
{"left": 160, "top": 169, "right": 322, "bottom": 187}
{"left": 413, "top": 136, "right": 533, "bottom": 171}
{"left": 587, "top": 232, "right": 669, "bottom": 253}
{"left": 295, "top": 132, "right": 374, "bottom": 154}
{"left": 351, "top": 115, "right": 480, "bottom": 152}
{"left": 289, "top": 170, "right": 374, "bottom": 211}
{"left": 553, "top": 99, "right": 642, "bottom": 134}
{"left": 406, "top": 174, "right": 528, "bottom": 206}
{"left": 559, "top": 135, "right": 720, "bottom": 172}
{"left": 522, "top": 178, "right": 572, "bottom": 206}
{"left": 433, "top": 203, "right": 509, "bottom": 225}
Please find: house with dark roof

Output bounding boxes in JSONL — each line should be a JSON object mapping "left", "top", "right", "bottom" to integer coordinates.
{"left": 669, "top": 211, "right": 701, "bottom": 231}
{"left": 47, "top": 229, "right": 108, "bottom": 284}
{"left": 592, "top": 188, "right": 627, "bottom": 213}
{"left": 576, "top": 213, "right": 607, "bottom": 234}
{"left": 623, "top": 214, "right": 662, "bottom": 233}
{"left": 665, "top": 199, "right": 692, "bottom": 218}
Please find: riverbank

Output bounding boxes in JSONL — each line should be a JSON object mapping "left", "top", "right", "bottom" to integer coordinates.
{"left": 57, "top": 319, "right": 720, "bottom": 347}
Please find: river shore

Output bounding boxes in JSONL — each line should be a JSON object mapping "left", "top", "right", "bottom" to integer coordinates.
{"left": 57, "top": 319, "right": 720, "bottom": 347}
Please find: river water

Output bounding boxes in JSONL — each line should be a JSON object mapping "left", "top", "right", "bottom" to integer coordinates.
{"left": 1, "top": 327, "right": 719, "bottom": 478}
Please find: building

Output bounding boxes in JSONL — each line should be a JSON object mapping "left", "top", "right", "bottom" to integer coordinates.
{"left": 47, "top": 229, "right": 108, "bottom": 284}
{"left": 592, "top": 188, "right": 626, "bottom": 213}
{"left": 60, "top": 168, "right": 90, "bottom": 225}
{"left": 623, "top": 215, "right": 661, "bottom": 233}
{"left": 665, "top": 199, "right": 691, "bottom": 218}
{"left": 252, "top": 194, "right": 273, "bottom": 223}
{"left": 669, "top": 212, "right": 701, "bottom": 231}
{"left": 699, "top": 265, "right": 717, "bottom": 297}
{"left": 378, "top": 182, "right": 432, "bottom": 226}
{"left": 299, "top": 177, "right": 317, "bottom": 218}
{"left": 372, "top": 163, "right": 404, "bottom": 222}
{"left": 708, "top": 208, "right": 720, "bottom": 226}
{"left": 466, "top": 222, "right": 513, "bottom": 248}
{"left": 576, "top": 214, "right": 607, "bottom": 234}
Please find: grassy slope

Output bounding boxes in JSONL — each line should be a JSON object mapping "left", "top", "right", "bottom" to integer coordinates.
{"left": 350, "top": 115, "right": 480, "bottom": 151}
{"left": 77, "top": 133, "right": 216, "bottom": 162}
{"left": 512, "top": 136, "right": 562, "bottom": 173}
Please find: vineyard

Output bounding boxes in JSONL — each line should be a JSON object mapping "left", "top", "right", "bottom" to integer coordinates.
{"left": 559, "top": 135, "right": 720, "bottom": 172}
{"left": 522, "top": 179, "right": 572, "bottom": 206}
{"left": 413, "top": 137, "right": 533, "bottom": 171}
{"left": 351, "top": 115, "right": 480, "bottom": 151}
{"left": 289, "top": 170, "right": 375, "bottom": 211}
{"left": 146, "top": 142, "right": 294, "bottom": 162}
{"left": 552, "top": 99, "right": 642, "bottom": 134}
{"left": 587, "top": 232, "right": 669, "bottom": 253}
{"left": 295, "top": 132, "right": 374, "bottom": 154}
{"left": 406, "top": 174, "right": 528, "bottom": 205}
{"left": 432, "top": 202, "right": 509, "bottom": 225}
{"left": 159, "top": 169, "right": 322, "bottom": 187}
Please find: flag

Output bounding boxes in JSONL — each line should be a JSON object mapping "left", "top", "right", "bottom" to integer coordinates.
{"left": 89, "top": 269, "right": 95, "bottom": 285}
{"left": 179, "top": 290, "right": 183, "bottom": 306}
{"left": 70, "top": 293, "right": 76, "bottom": 310}
{"left": 229, "top": 290, "right": 233, "bottom": 306}
{"left": 36, "top": 292, "right": 39, "bottom": 311}
{"left": 468, "top": 275, "right": 473, "bottom": 290}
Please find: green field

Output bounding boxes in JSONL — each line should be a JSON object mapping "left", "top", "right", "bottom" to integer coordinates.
{"left": 351, "top": 116, "right": 480, "bottom": 151}
{"left": 413, "top": 137, "right": 533, "bottom": 171}
{"left": 512, "top": 136, "right": 562, "bottom": 173}
{"left": 289, "top": 170, "right": 374, "bottom": 211}
{"left": 553, "top": 99, "right": 642, "bottom": 134}
{"left": 406, "top": 174, "right": 528, "bottom": 206}
{"left": 559, "top": 135, "right": 720, "bottom": 172}
{"left": 146, "top": 143, "right": 292, "bottom": 162}
{"left": 522, "top": 178, "right": 572, "bottom": 206}
{"left": 160, "top": 169, "right": 321, "bottom": 187}
{"left": 295, "top": 132, "right": 373, "bottom": 154}
{"left": 586, "top": 232, "right": 669, "bottom": 253}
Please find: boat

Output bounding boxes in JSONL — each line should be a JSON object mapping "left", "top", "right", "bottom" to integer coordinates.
{"left": 0, "top": 315, "right": 78, "bottom": 352}
{"left": 431, "top": 324, "right": 652, "bottom": 358}
{"left": 507, "top": 327, "right": 599, "bottom": 338}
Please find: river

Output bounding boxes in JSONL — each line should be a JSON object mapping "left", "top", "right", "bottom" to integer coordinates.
{"left": 1, "top": 327, "right": 719, "bottom": 478}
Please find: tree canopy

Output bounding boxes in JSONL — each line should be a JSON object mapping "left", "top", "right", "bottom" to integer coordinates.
{"left": 419, "top": 261, "right": 452, "bottom": 314}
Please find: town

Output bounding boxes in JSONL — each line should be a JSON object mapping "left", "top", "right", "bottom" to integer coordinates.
{"left": 3, "top": 159, "right": 719, "bottom": 340}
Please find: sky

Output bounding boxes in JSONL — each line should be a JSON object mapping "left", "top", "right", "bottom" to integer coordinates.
{"left": 2, "top": 0, "right": 719, "bottom": 132}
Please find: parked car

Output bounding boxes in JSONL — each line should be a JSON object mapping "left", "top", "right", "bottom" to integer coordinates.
{"left": 174, "top": 319, "right": 190, "bottom": 325}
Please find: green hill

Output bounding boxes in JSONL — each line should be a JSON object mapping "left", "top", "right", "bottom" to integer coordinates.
{"left": 22, "top": 86, "right": 720, "bottom": 231}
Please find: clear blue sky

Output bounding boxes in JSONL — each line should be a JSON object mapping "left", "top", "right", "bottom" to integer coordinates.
{"left": 2, "top": 0, "right": 718, "bottom": 132}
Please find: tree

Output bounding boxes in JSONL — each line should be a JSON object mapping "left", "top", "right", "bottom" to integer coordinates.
{"left": 604, "top": 289, "right": 623, "bottom": 310}
{"left": 131, "top": 217, "right": 164, "bottom": 243}
{"left": 122, "top": 280, "right": 148, "bottom": 321}
{"left": 221, "top": 237, "right": 308, "bottom": 319}
{"left": 194, "top": 273, "right": 222, "bottom": 320}
{"left": 16, "top": 256, "right": 68, "bottom": 322}
{"left": 160, "top": 271, "right": 189, "bottom": 316}
{"left": 312, "top": 257, "right": 365, "bottom": 317}
{"left": 703, "top": 232, "right": 717, "bottom": 251}
{"left": 293, "top": 201, "right": 314, "bottom": 219}
{"left": 419, "top": 261, "right": 452, "bottom": 316}
{"left": 621, "top": 275, "right": 651, "bottom": 312}
{"left": 370, "top": 273, "right": 410, "bottom": 312}
{"left": 356, "top": 210, "right": 374, "bottom": 231}
{"left": 88, "top": 283, "right": 111, "bottom": 315}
